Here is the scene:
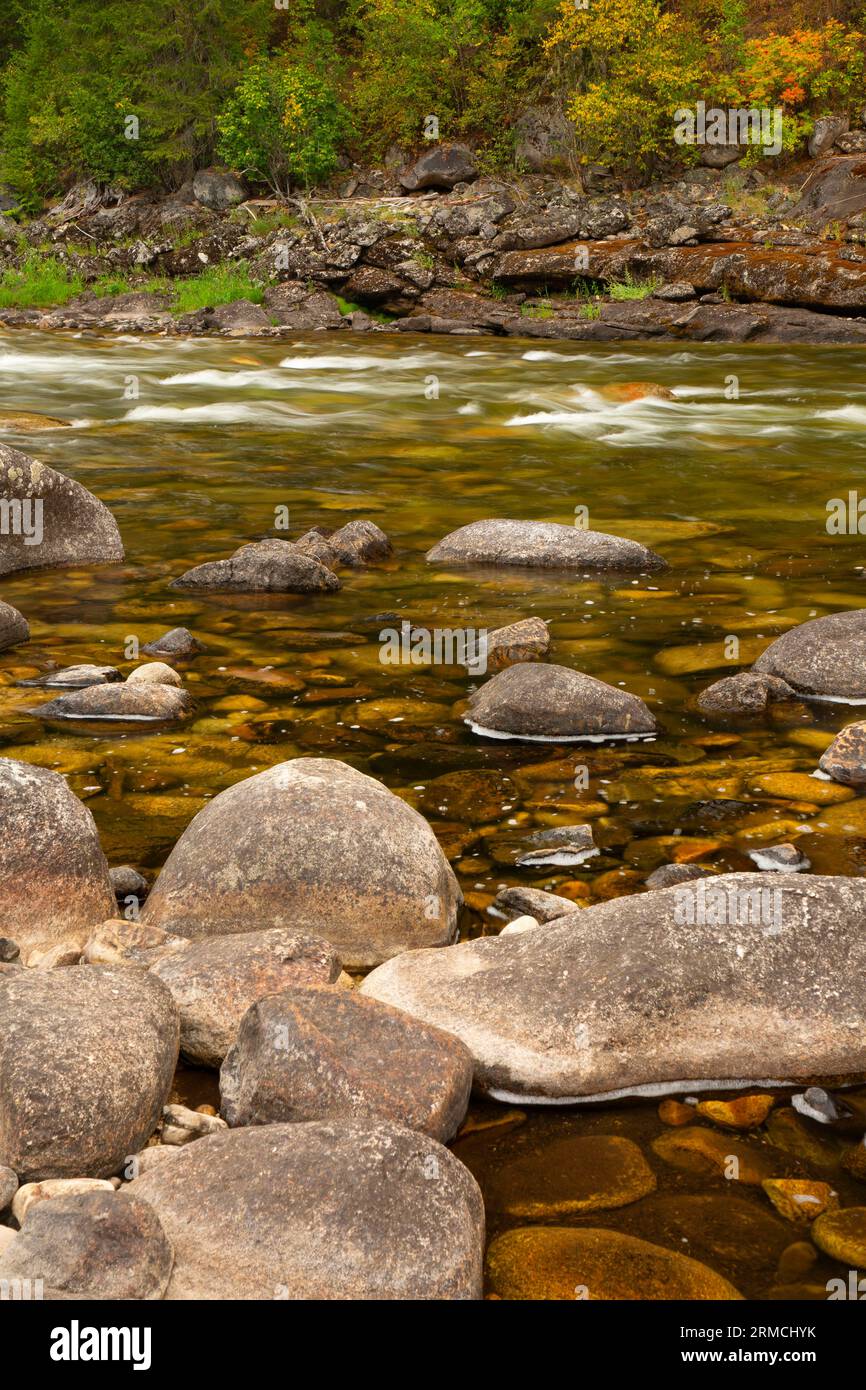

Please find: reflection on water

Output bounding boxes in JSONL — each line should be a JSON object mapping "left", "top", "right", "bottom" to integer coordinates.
{"left": 2, "top": 329, "right": 866, "bottom": 1297}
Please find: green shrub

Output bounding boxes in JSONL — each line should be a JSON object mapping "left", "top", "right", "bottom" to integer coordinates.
{"left": 0, "top": 251, "right": 83, "bottom": 307}
{"left": 217, "top": 58, "right": 345, "bottom": 194}
{"left": 170, "top": 261, "right": 263, "bottom": 315}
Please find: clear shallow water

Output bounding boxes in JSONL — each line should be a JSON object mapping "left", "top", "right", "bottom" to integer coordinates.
{"left": 2, "top": 328, "right": 866, "bottom": 1297}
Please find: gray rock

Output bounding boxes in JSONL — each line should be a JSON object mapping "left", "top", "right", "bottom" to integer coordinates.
{"left": 400, "top": 144, "right": 477, "bottom": 191}
{"left": 698, "top": 671, "right": 798, "bottom": 713}
{"left": 835, "top": 131, "right": 866, "bottom": 154}
{"left": 150, "top": 928, "right": 342, "bottom": 1067}
{"left": 699, "top": 143, "right": 743, "bottom": 168}
{"left": 127, "top": 661, "right": 182, "bottom": 687}
{"left": 465, "top": 662, "right": 657, "bottom": 741}
{"left": 0, "top": 600, "right": 29, "bottom": 652}
{"left": 128, "top": 1120, "right": 484, "bottom": 1299}
{"left": 753, "top": 609, "right": 866, "bottom": 700}
{"left": 30, "top": 682, "right": 193, "bottom": 723}
{"left": 819, "top": 721, "right": 866, "bottom": 786}
{"left": 0, "top": 966, "right": 179, "bottom": 1180}
{"left": 0, "top": 939, "right": 19, "bottom": 962}
{"left": 327, "top": 520, "right": 391, "bottom": 566}
{"left": 514, "top": 823, "right": 598, "bottom": 868}
{"left": 360, "top": 873, "right": 866, "bottom": 1101}
{"left": 109, "top": 865, "right": 149, "bottom": 900}
{"left": 220, "top": 985, "right": 473, "bottom": 1141}
{"left": 0, "top": 443, "right": 123, "bottom": 577}
{"left": 747, "top": 843, "right": 810, "bottom": 873}
{"left": 491, "top": 885, "right": 578, "bottom": 924}
{"left": 809, "top": 115, "right": 849, "bottom": 158}
{"left": 653, "top": 281, "right": 696, "bottom": 301}
{"left": 294, "top": 527, "right": 339, "bottom": 567}
{"left": 161, "top": 1105, "right": 226, "bottom": 1146}
{"left": 192, "top": 167, "right": 247, "bottom": 211}
{"left": 141, "top": 759, "right": 462, "bottom": 970}
{"left": 0, "top": 1190, "right": 173, "bottom": 1300}
{"left": 645, "top": 863, "right": 710, "bottom": 889}
{"left": 142, "top": 627, "right": 203, "bottom": 658}
{"left": 16, "top": 664, "right": 121, "bottom": 689}
{"left": 262, "top": 282, "right": 344, "bottom": 330}
{"left": 0, "top": 1164, "right": 17, "bottom": 1212}
{"left": 668, "top": 225, "right": 699, "bottom": 245}
{"left": 486, "top": 616, "right": 549, "bottom": 670}
{"left": 513, "top": 104, "right": 576, "bottom": 172}
{"left": 171, "top": 538, "right": 340, "bottom": 593}
{"left": 427, "top": 519, "right": 665, "bottom": 571}
{"left": 0, "top": 758, "right": 115, "bottom": 959}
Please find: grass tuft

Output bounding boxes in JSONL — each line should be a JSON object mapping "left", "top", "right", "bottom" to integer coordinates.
{"left": 0, "top": 251, "right": 84, "bottom": 308}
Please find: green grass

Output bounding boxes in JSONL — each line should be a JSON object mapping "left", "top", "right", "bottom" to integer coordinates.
{"left": 245, "top": 211, "right": 301, "bottom": 237}
{"left": 608, "top": 270, "right": 662, "bottom": 301}
{"left": 580, "top": 300, "right": 601, "bottom": 320}
{"left": 170, "top": 261, "right": 263, "bottom": 315}
{"left": 0, "top": 251, "right": 84, "bottom": 308}
{"left": 520, "top": 298, "right": 554, "bottom": 320}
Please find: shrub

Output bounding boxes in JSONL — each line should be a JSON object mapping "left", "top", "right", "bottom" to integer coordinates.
{"left": 170, "top": 261, "right": 264, "bottom": 315}
{"left": 217, "top": 58, "right": 345, "bottom": 195}
{"left": 0, "top": 251, "right": 83, "bottom": 307}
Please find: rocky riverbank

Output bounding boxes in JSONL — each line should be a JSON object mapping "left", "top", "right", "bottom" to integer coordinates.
{"left": 6, "top": 142, "right": 866, "bottom": 344}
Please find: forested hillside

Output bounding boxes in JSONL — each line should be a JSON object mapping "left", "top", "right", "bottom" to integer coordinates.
{"left": 0, "top": 1, "right": 865, "bottom": 208}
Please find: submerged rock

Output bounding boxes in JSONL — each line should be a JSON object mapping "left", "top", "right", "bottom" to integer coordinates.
{"left": 465, "top": 662, "right": 657, "bottom": 741}
{"left": 486, "top": 616, "right": 550, "bottom": 670}
{"left": 811, "top": 1206, "right": 866, "bottom": 1266}
{"left": 170, "top": 539, "right": 340, "bottom": 593}
{"left": 491, "top": 885, "right": 577, "bottom": 923}
{"left": 0, "top": 758, "right": 115, "bottom": 958}
{"left": 142, "top": 627, "right": 203, "bottom": 658}
{"left": 142, "top": 758, "right": 462, "bottom": 970}
{"left": 513, "top": 823, "right": 598, "bottom": 868}
{"left": 128, "top": 1120, "right": 485, "bottom": 1299}
{"left": 0, "top": 442, "right": 123, "bottom": 577}
{"left": 0, "top": 966, "right": 178, "bottom": 1181}
{"left": 0, "top": 600, "right": 29, "bottom": 652}
{"left": 30, "top": 681, "right": 193, "bottom": 722}
{"left": 819, "top": 721, "right": 866, "bottom": 786}
{"left": 0, "top": 1190, "right": 173, "bottom": 1300}
{"left": 486, "top": 1227, "right": 742, "bottom": 1300}
{"left": 149, "top": 928, "right": 342, "bottom": 1067}
{"left": 16, "top": 664, "right": 121, "bottom": 689}
{"left": 220, "top": 984, "right": 473, "bottom": 1141}
{"left": 427, "top": 519, "right": 665, "bottom": 571}
{"left": 762, "top": 1178, "right": 839, "bottom": 1225}
{"left": 485, "top": 1135, "right": 656, "bottom": 1218}
{"left": 697, "top": 671, "right": 797, "bottom": 714}
{"left": 360, "top": 873, "right": 866, "bottom": 1100}
{"left": 752, "top": 609, "right": 866, "bottom": 700}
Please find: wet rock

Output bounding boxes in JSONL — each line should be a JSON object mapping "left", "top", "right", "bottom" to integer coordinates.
{"left": 0, "top": 939, "right": 19, "bottom": 963}
{"left": 0, "top": 966, "right": 179, "bottom": 1181}
{"left": 762, "top": 1178, "right": 839, "bottom": 1225}
{"left": 400, "top": 143, "right": 477, "bottom": 191}
{"left": 0, "top": 442, "right": 123, "bottom": 577}
{"left": 0, "top": 599, "right": 29, "bottom": 652}
{"left": 499, "top": 914, "right": 539, "bottom": 936}
{"left": 294, "top": 526, "right": 340, "bottom": 567}
{"left": 16, "top": 664, "right": 121, "bottom": 689}
{"left": 142, "top": 758, "right": 462, "bottom": 970}
{"left": 514, "top": 823, "right": 598, "bottom": 868}
{"left": 645, "top": 863, "right": 709, "bottom": 889}
{"left": 748, "top": 843, "right": 810, "bottom": 873}
{"left": 109, "top": 865, "right": 149, "bottom": 901}
{"left": 12, "top": 1178, "right": 115, "bottom": 1224}
{"left": 171, "top": 538, "right": 340, "bottom": 593}
{"left": 128, "top": 1120, "right": 484, "bottom": 1299}
{"left": 82, "top": 919, "right": 175, "bottom": 966}
{"left": 842, "top": 1140, "right": 866, "bottom": 1182}
{"left": 598, "top": 381, "right": 675, "bottom": 403}
{"left": 792, "top": 1086, "right": 851, "bottom": 1127}
{"left": 486, "top": 616, "right": 550, "bottom": 670}
{"left": 776, "top": 1241, "right": 818, "bottom": 1282}
{"left": 220, "top": 985, "right": 473, "bottom": 1141}
{"left": 752, "top": 608, "right": 866, "bottom": 700}
{"left": 651, "top": 1127, "right": 778, "bottom": 1185}
{"left": 486, "top": 1227, "right": 742, "bottom": 1300}
{"left": 0, "top": 758, "right": 115, "bottom": 958}
{"left": 696, "top": 1095, "right": 775, "bottom": 1130}
{"left": 31, "top": 681, "right": 193, "bottom": 723}
{"left": 0, "top": 1164, "right": 17, "bottom": 1212}
{"left": 811, "top": 1206, "right": 866, "bottom": 1266}
{"left": 127, "top": 661, "right": 182, "bottom": 687}
{"left": 192, "top": 167, "right": 246, "bottom": 211}
{"left": 750, "top": 770, "right": 854, "bottom": 805}
{"left": 658, "top": 1098, "right": 695, "bottom": 1127}
{"left": 427, "top": 518, "right": 664, "bottom": 571}
{"left": 465, "top": 662, "right": 657, "bottom": 741}
{"left": 360, "top": 873, "right": 866, "bottom": 1100}
{"left": 485, "top": 1135, "right": 656, "bottom": 1218}
{"left": 491, "top": 885, "right": 577, "bottom": 924}
{"left": 697, "top": 671, "right": 797, "bottom": 713}
{"left": 327, "top": 519, "right": 391, "bottom": 566}
{"left": 149, "top": 928, "right": 342, "bottom": 1067}
{"left": 808, "top": 116, "right": 848, "bottom": 158}
{"left": 0, "top": 411, "right": 71, "bottom": 430}
{"left": 819, "top": 721, "right": 866, "bottom": 787}
{"left": 0, "top": 1190, "right": 173, "bottom": 1299}
{"left": 766, "top": 1107, "right": 842, "bottom": 1172}
{"left": 161, "top": 1104, "right": 227, "bottom": 1146}
{"left": 142, "top": 627, "right": 203, "bottom": 658}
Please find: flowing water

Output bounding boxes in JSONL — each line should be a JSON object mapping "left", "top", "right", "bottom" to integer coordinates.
{"left": 2, "top": 328, "right": 866, "bottom": 1298}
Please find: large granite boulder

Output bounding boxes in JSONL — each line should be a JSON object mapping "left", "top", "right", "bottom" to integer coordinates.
{"left": 427, "top": 519, "right": 664, "bottom": 571}
{"left": 0, "top": 443, "right": 123, "bottom": 577}
{"left": 464, "top": 662, "right": 657, "bottom": 741}
{"left": 0, "top": 600, "right": 28, "bottom": 652}
{"left": 361, "top": 874, "right": 866, "bottom": 1101}
{"left": 220, "top": 984, "right": 473, "bottom": 1141}
{"left": 30, "top": 681, "right": 193, "bottom": 723}
{"left": 819, "top": 721, "right": 866, "bottom": 787}
{"left": 752, "top": 609, "right": 866, "bottom": 700}
{"left": 128, "top": 1120, "right": 484, "bottom": 1299}
{"left": 400, "top": 144, "right": 477, "bottom": 191}
{"left": 0, "top": 758, "right": 115, "bottom": 959}
{"left": 0, "top": 966, "right": 179, "bottom": 1181}
{"left": 142, "top": 759, "right": 462, "bottom": 969}
{"left": 150, "top": 929, "right": 342, "bottom": 1067}
{"left": 171, "top": 539, "right": 340, "bottom": 593}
